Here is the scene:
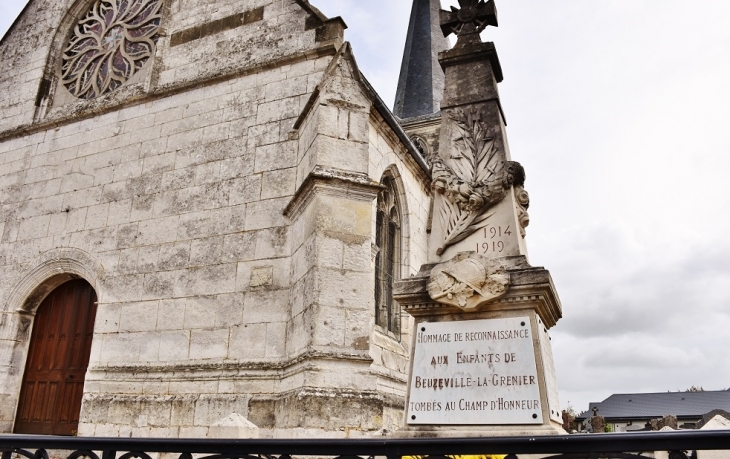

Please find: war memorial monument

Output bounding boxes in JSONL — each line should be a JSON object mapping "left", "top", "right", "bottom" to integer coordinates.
{"left": 394, "top": 0, "right": 564, "bottom": 437}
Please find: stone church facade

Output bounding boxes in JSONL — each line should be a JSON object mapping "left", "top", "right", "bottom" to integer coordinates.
{"left": 0, "top": 0, "right": 436, "bottom": 438}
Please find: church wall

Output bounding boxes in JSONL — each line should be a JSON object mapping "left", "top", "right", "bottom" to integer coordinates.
{"left": 365, "top": 112, "right": 432, "bottom": 429}
{"left": 0, "top": 50, "right": 331, "bottom": 436}
{"left": 0, "top": 0, "right": 432, "bottom": 438}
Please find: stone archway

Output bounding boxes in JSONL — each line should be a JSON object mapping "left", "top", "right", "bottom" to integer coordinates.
{"left": 13, "top": 279, "right": 98, "bottom": 435}
{"left": 2, "top": 248, "right": 105, "bottom": 434}
{"left": 5, "top": 248, "right": 104, "bottom": 316}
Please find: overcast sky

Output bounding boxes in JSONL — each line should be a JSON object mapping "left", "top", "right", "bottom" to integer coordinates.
{"left": 3, "top": 1, "right": 730, "bottom": 416}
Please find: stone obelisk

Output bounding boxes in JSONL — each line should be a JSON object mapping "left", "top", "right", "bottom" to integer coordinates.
{"left": 394, "top": 0, "right": 565, "bottom": 437}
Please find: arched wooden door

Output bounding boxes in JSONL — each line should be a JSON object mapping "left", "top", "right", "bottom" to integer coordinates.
{"left": 14, "top": 279, "right": 98, "bottom": 436}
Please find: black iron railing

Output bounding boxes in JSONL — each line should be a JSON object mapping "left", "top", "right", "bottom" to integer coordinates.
{"left": 2, "top": 431, "right": 730, "bottom": 459}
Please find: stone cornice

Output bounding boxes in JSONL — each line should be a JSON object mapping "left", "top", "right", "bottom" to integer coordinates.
{"left": 439, "top": 41, "right": 503, "bottom": 82}
{"left": 398, "top": 111, "right": 442, "bottom": 131}
{"left": 283, "top": 166, "right": 383, "bottom": 220}
{"left": 88, "top": 348, "right": 373, "bottom": 377}
{"left": 393, "top": 256, "right": 563, "bottom": 328}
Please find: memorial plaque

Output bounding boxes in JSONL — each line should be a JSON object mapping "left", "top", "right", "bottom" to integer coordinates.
{"left": 407, "top": 317, "right": 543, "bottom": 425}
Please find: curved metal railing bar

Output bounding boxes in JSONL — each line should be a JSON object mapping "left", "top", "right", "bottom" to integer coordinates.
{"left": 0, "top": 431, "right": 724, "bottom": 459}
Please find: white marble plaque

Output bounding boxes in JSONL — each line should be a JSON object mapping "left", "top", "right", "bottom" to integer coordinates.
{"left": 407, "top": 317, "right": 543, "bottom": 425}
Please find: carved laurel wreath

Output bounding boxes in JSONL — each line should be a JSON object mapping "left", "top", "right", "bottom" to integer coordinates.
{"left": 431, "top": 107, "right": 524, "bottom": 255}
{"left": 61, "top": 0, "right": 163, "bottom": 99}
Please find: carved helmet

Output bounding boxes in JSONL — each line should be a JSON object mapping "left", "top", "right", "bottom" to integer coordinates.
{"left": 443, "top": 258, "right": 487, "bottom": 292}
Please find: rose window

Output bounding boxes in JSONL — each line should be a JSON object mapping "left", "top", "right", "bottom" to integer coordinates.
{"left": 61, "top": 0, "right": 163, "bottom": 99}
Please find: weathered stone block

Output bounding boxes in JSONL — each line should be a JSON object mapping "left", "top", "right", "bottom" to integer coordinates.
{"left": 254, "top": 226, "right": 289, "bottom": 260}
{"left": 229, "top": 322, "right": 267, "bottom": 359}
{"left": 265, "top": 321, "right": 286, "bottom": 358}
{"left": 316, "top": 267, "right": 371, "bottom": 310}
{"left": 100, "top": 274, "right": 145, "bottom": 303}
{"left": 140, "top": 332, "right": 161, "bottom": 362}
{"left": 309, "top": 135, "right": 369, "bottom": 175}
{"left": 243, "top": 289, "right": 289, "bottom": 324}
{"left": 244, "top": 198, "right": 288, "bottom": 231}
{"left": 261, "top": 168, "right": 295, "bottom": 199}
{"left": 189, "top": 329, "right": 229, "bottom": 360}
{"left": 170, "top": 396, "right": 196, "bottom": 426}
{"left": 250, "top": 266, "right": 274, "bottom": 288}
{"left": 223, "top": 232, "right": 256, "bottom": 262}
{"left": 157, "top": 298, "right": 186, "bottom": 331}
{"left": 119, "top": 301, "right": 159, "bottom": 333}
{"left": 194, "top": 395, "right": 249, "bottom": 426}
{"left": 158, "top": 330, "right": 190, "bottom": 361}
{"left": 227, "top": 175, "right": 262, "bottom": 205}
{"left": 208, "top": 413, "right": 260, "bottom": 439}
{"left": 236, "top": 258, "right": 290, "bottom": 292}
{"left": 183, "top": 296, "right": 218, "bottom": 330}
{"left": 212, "top": 293, "right": 245, "bottom": 328}
{"left": 173, "top": 264, "right": 237, "bottom": 297}
{"left": 157, "top": 241, "right": 191, "bottom": 271}
{"left": 256, "top": 97, "right": 302, "bottom": 125}
{"left": 138, "top": 246, "right": 160, "bottom": 273}
{"left": 189, "top": 236, "right": 224, "bottom": 266}
{"left": 311, "top": 304, "right": 346, "bottom": 347}
{"left": 84, "top": 203, "right": 110, "bottom": 229}
{"left": 254, "top": 141, "right": 297, "bottom": 173}
{"left": 142, "top": 271, "right": 177, "bottom": 301}
{"left": 17, "top": 214, "right": 50, "bottom": 240}
{"left": 99, "top": 333, "right": 142, "bottom": 363}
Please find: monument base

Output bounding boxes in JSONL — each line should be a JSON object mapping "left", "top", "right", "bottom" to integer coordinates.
{"left": 394, "top": 255, "right": 564, "bottom": 438}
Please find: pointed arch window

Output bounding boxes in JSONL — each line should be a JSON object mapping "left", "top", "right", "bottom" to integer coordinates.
{"left": 374, "top": 175, "right": 402, "bottom": 337}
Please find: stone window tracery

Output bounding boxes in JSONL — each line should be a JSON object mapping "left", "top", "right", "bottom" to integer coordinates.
{"left": 374, "top": 175, "right": 402, "bottom": 337}
{"left": 61, "top": 0, "right": 163, "bottom": 99}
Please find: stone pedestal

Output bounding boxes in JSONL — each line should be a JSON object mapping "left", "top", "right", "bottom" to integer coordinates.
{"left": 394, "top": 256, "right": 565, "bottom": 437}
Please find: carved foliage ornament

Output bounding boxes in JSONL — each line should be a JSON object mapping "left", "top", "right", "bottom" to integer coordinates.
{"left": 431, "top": 106, "right": 525, "bottom": 255}
{"left": 427, "top": 254, "right": 509, "bottom": 311}
{"left": 61, "top": 0, "right": 163, "bottom": 99}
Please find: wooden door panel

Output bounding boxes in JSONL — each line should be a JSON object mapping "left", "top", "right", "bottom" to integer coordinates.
{"left": 14, "top": 280, "right": 97, "bottom": 436}
{"left": 68, "top": 287, "right": 96, "bottom": 372}
{"left": 43, "top": 381, "right": 59, "bottom": 422}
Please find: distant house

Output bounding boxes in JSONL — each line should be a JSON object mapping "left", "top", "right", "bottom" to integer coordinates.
{"left": 576, "top": 390, "right": 730, "bottom": 433}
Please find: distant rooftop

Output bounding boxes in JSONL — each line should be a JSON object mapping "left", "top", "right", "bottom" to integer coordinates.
{"left": 576, "top": 390, "right": 730, "bottom": 421}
